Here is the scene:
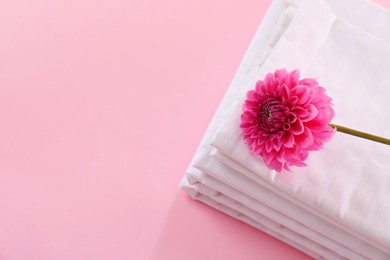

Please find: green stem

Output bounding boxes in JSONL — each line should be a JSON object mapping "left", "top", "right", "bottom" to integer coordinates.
{"left": 329, "top": 123, "right": 390, "bottom": 145}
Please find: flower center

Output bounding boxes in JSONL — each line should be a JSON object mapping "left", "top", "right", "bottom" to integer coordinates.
{"left": 258, "top": 99, "right": 288, "bottom": 133}
{"left": 263, "top": 109, "right": 271, "bottom": 119}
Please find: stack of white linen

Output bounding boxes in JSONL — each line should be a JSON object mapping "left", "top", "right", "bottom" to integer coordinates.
{"left": 180, "top": 0, "right": 390, "bottom": 258}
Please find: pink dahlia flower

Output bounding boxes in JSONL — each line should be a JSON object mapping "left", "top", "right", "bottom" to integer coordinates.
{"left": 240, "top": 69, "right": 335, "bottom": 172}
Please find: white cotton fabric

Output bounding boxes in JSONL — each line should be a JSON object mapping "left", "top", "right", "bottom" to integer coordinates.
{"left": 181, "top": 0, "right": 390, "bottom": 258}
{"left": 181, "top": 177, "right": 324, "bottom": 259}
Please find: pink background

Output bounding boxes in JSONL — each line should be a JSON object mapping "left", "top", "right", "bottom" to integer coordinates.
{"left": 0, "top": 0, "right": 389, "bottom": 259}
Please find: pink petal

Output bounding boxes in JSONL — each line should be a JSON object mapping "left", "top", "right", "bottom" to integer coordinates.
{"left": 272, "top": 136, "right": 283, "bottom": 151}
{"left": 299, "top": 78, "right": 318, "bottom": 88}
{"left": 291, "top": 106, "right": 309, "bottom": 118}
{"left": 290, "top": 119, "right": 304, "bottom": 135}
{"left": 282, "top": 131, "right": 294, "bottom": 148}
{"left": 291, "top": 85, "right": 310, "bottom": 105}
{"left": 246, "top": 90, "right": 258, "bottom": 101}
{"left": 254, "top": 143, "right": 263, "bottom": 154}
{"left": 294, "top": 127, "right": 314, "bottom": 148}
{"left": 274, "top": 69, "right": 288, "bottom": 82}
{"left": 288, "top": 69, "right": 300, "bottom": 86}
{"left": 268, "top": 158, "right": 284, "bottom": 172}
{"left": 255, "top": 80, "right": 265, "bottom": 93}
{"left": 265, "top": 140, "right": 273, "bottom": 153}
{"left": 287, "top": 112, "right": 297, "bottom": 123}
{"left": 289, "top": 96, "right": 299, "bottom": 106}
{"left": 277, "top": 83, "right": 290, "bottom": 101}
{"left": 301, "top": 104, "right": 318, "bottom": 122}
{"left": 262, "top": 151, "right": 275, "bottom": 165}
{"left": 264, "top": 73, "right": 275, "bottom": 89}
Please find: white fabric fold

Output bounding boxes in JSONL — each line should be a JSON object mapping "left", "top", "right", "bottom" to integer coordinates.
{"left": 180, "top": 177, "right": 324, "bottom": 259}
{"left": 192, "top": 152, "right": 389, "bottom": 259}
{"left": 186, "top": 167, "right": 355, "bottom": 259}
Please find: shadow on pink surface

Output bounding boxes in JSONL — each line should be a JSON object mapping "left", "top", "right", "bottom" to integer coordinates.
{"left": 152, "top": 192, "right": 312, "bottom": 260}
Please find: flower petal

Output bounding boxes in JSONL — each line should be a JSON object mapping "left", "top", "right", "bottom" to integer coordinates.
{"left": 246, "top": 90, "right": 258, "bottom": 101}
{"left": 271, "top": 134, "right": 283, "bottom": 151}
{"left": 269, "top": 159, "right": 284, "bottom": 172}
{"left": 264, "top": 73, "right": 276, "bottom": 90}
{"left": 277, "top": 84, "right": 290, "bottom": 101}
{"left": 265, "top": 140, "right": 273, "bottom": 153}
{"left": 291, "top": 106, "right": 309, "bottom": 118}
{"left": 262, "top": 151, "right": 275, "bottom": 165}
{"left": 301, "top": 104, "right": 318, "bottom": 122}
{"left": 294, "top": 127, "right": 314, "bottom": 148}
{"left": 290, "top": 119, "right": 304, "bottom": 135}
{"left": 288, "top": 69, "right": 300, "bottom": 87}
{"left": 274, "top": 69, "right": 288, "bottom": 82}
{"left": 282, "top": 131, "right": 294, "bottom": 148}
{"left": 291, "top": 85, "right": 310, "bottom": 105}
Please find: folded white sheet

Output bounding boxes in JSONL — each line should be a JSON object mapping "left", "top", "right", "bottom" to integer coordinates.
{"left": 192, "top": 153, "right": 389, "bottom": 259}
{"left": 211, "top": 0, "right": 390, "bottom": 251}
{"left": 185, "top": 167, "right": 356, "bottom": 259}
{"left": 180, "top": 177, "right": 324, "bottom": 259}
{"left": 184, "top": 1, "right": 336, "bottom": 257}
{"left": 181, "top": 0, "right": 390, "bottom": 258}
